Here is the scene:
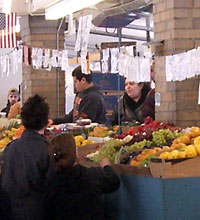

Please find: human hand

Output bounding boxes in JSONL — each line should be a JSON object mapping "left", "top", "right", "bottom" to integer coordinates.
{"left": 100, "top": 158, "right": 111, "bottom": 168}
{"left": 47, "top": 119, "right": 53, "bottom": 127}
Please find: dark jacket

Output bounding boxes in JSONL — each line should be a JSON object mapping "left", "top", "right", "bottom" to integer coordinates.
{"left": 43, "top": 164, "right": 120, "bottom": 220}
{"left": 53, "top": 85, "right": 107, "bottom": 124}
{"left": 111, "top": 83, "right": 150, "bottom": 125}
{"left": 0, "top": 176, "right": 12, "bottom": 220}
{"left": 1, "top": 129, "right": 52, "bottom": 220}
{"left": 1, "top": 101, "right": 11, "bottom": 117}
{"left": 142, "top": 88, "right": 155, "bottom": 120}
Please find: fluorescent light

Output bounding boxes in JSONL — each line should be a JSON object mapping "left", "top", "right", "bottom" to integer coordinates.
{"left": 2, "top": 0, "right": 12, "bottom": 14}
{"left": 45, "top": 0, "right": 104, "bottom": 20}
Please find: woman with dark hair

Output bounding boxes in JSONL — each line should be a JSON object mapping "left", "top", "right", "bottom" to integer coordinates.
{"left": 1, "top": 95, "right": 53, "bottom": 220}
{"left": 44, "top": 133, "right": 120, "bottom": 220}
{"left": 111, "top": 78, "right": 151, "bottom": 125}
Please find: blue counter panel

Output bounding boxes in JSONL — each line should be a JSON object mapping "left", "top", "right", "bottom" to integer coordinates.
{"left": 163, "top": 177, "right": 200, "bottom": 220}
{"left": 105, "top": 175, "right": 200, "bottom": 220}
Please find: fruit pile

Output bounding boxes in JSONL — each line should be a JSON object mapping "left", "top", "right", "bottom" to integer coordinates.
{"left": 89, "top": 126, "right": 118, "bottom": 138}
{"left": 159, "top": 127, "right": 200, "bottom": 160}
{"left": 128, "top": 127, "right": 200, "bottom": 167}
{"left": 87, "top": 135, "right": 133, "bottom": 163}
{"left": 0, "top": 125, "right": 25, "bottom": 151}
{"left": 130, "top": 147, "right": 163, "bottom": 167}
{"left": 114, "top": 117, "right": 181, "bottom": 142}
{"left": 87, "top": 118, "right": 183, "bottom": 165}
{"left": 74, "top": 135, "right": 95, "bottom": 147}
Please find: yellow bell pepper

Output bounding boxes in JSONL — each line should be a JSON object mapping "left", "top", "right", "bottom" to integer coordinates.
{"left": 185, "top": 145, "right": 197, "bottom": 158}
{"left": 159, "top": 152, "right": 170, "bottom": 160}
{"left": 177, "top": 151, "right": 186, "bottom": 159}
{"left": 194, "top": 144, "right": 200, "bottom": 156}
{"left": 168, "top": 150, "right": 179, "bottom": 160}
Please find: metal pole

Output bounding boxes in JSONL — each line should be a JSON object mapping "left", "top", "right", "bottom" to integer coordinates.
{"left": 117, "top": 28, "right": 122, "bottom": 132}
{"left": 145, "top": 15, "right": 151, "bottom": 42}
{"left": 56, "top": 17, "right": 65, "bottom": 117}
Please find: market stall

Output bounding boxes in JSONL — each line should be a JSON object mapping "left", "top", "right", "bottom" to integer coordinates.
{"left": 1, "top": 0, "right": 200, "bottom": 219}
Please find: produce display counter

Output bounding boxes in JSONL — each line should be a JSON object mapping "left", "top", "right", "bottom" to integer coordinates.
{"left": 1, "top": 118, "right": 200, "bottom": 220}
{"left": 78, "top": 145, "right": 200, "bottom": 220}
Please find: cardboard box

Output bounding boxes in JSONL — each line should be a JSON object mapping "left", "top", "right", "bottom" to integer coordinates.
{"left": 111, "top": 164, "right": 151, "bottom": 176}
{"left": 77, "top": 143, "right": 151, "bottom": 176}
{"left": 77, "top": 143, "right": 104, "bottom": 164}
{"left": 78, "top": 144, "right": 200, "bottom": 178}
{"left": 149, "top": 156, "right": 200, "bottom": 178}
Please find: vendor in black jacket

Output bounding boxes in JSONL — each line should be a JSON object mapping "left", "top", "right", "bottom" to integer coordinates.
{"left": 111, "top": 78, "right": 151, "bottom": 125}
{"left": 1, "top": 95, "right": 53, "bottom": 220}
{"left": 50, "top": 65, "right": 107, "bottom": 125}
{"left": 44, "top": 133, "right": 120, "bottom": 220}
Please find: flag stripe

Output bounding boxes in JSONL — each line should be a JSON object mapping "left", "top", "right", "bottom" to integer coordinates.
{"left": 6, "top": 14, "right": 8, "bottom": 48}
{"left": 0, "top": 13, "right": 17, "bottom": 48}
{"left": 12, "top": 13, "right": 17, "bottom": 47}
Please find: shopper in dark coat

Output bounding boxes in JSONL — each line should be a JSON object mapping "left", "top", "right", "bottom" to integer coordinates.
{"left": 111, "top": 79, "right": 151, "bottom": 125}
{"left": 1, "top": 95, "right": 53, "bottom": 220}
{"left": 50, "top": 65, "right": 107, "bottom": 125}
{"left": 44, "top": 133, "right": 120, "bottom": 220}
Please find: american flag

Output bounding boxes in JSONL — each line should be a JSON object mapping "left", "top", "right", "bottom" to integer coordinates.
{"left": 0, "top": 13, "right": 17, "bottom": 48}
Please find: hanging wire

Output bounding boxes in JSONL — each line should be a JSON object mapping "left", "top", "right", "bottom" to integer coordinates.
{"left": 117, "top": 28, "right": 122, "bottom": 133}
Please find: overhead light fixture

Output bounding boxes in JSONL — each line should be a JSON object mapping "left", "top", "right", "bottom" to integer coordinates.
{"left": 2, "top": 0, "right": 12, "bottom": 14}
{"left": 45, "top": 0, "right": 104, "bottom": 20}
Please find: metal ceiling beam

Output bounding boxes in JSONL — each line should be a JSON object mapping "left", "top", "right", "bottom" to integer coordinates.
{"left": 64, "top": 42, "right": 97, "bottom": 50}
{"left": 125, "top": 24, "right": 153, "bottom": 32}
{"left": 90, "top": 30, "right": 149, "bottom": 41}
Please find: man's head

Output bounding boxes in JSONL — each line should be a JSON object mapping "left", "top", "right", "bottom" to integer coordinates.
{"left": 72, "top": 65, "right": 92, "bottom": 92}
{"left": 21, "top": 94, "right": 49, "bottom": 131}
{"left": 125, "top": 78, "right": 144, "bottom": 102}
{"left": 8, "top": 88, "right": 20, "bottom": 106}
{"left": 48, "top": 133, "right": 77, "bottom": 169}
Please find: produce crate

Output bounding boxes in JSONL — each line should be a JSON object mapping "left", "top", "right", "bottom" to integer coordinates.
{"left": 77, "top": 143, "right": 104, "bottom": 165}
{"left": 149, "top": 156, "right": 200, "bottom": 178}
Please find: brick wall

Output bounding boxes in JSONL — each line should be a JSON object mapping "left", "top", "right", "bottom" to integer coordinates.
{"left": 20, "top": 15, "right": 65, "bottom": 118}
{"left": 153, "top": 0, "right": 200, "bottom": 127}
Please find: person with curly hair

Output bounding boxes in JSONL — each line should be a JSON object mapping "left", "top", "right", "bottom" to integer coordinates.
{"left": 1, "top": 94, "right": 53, "bottom": 220}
